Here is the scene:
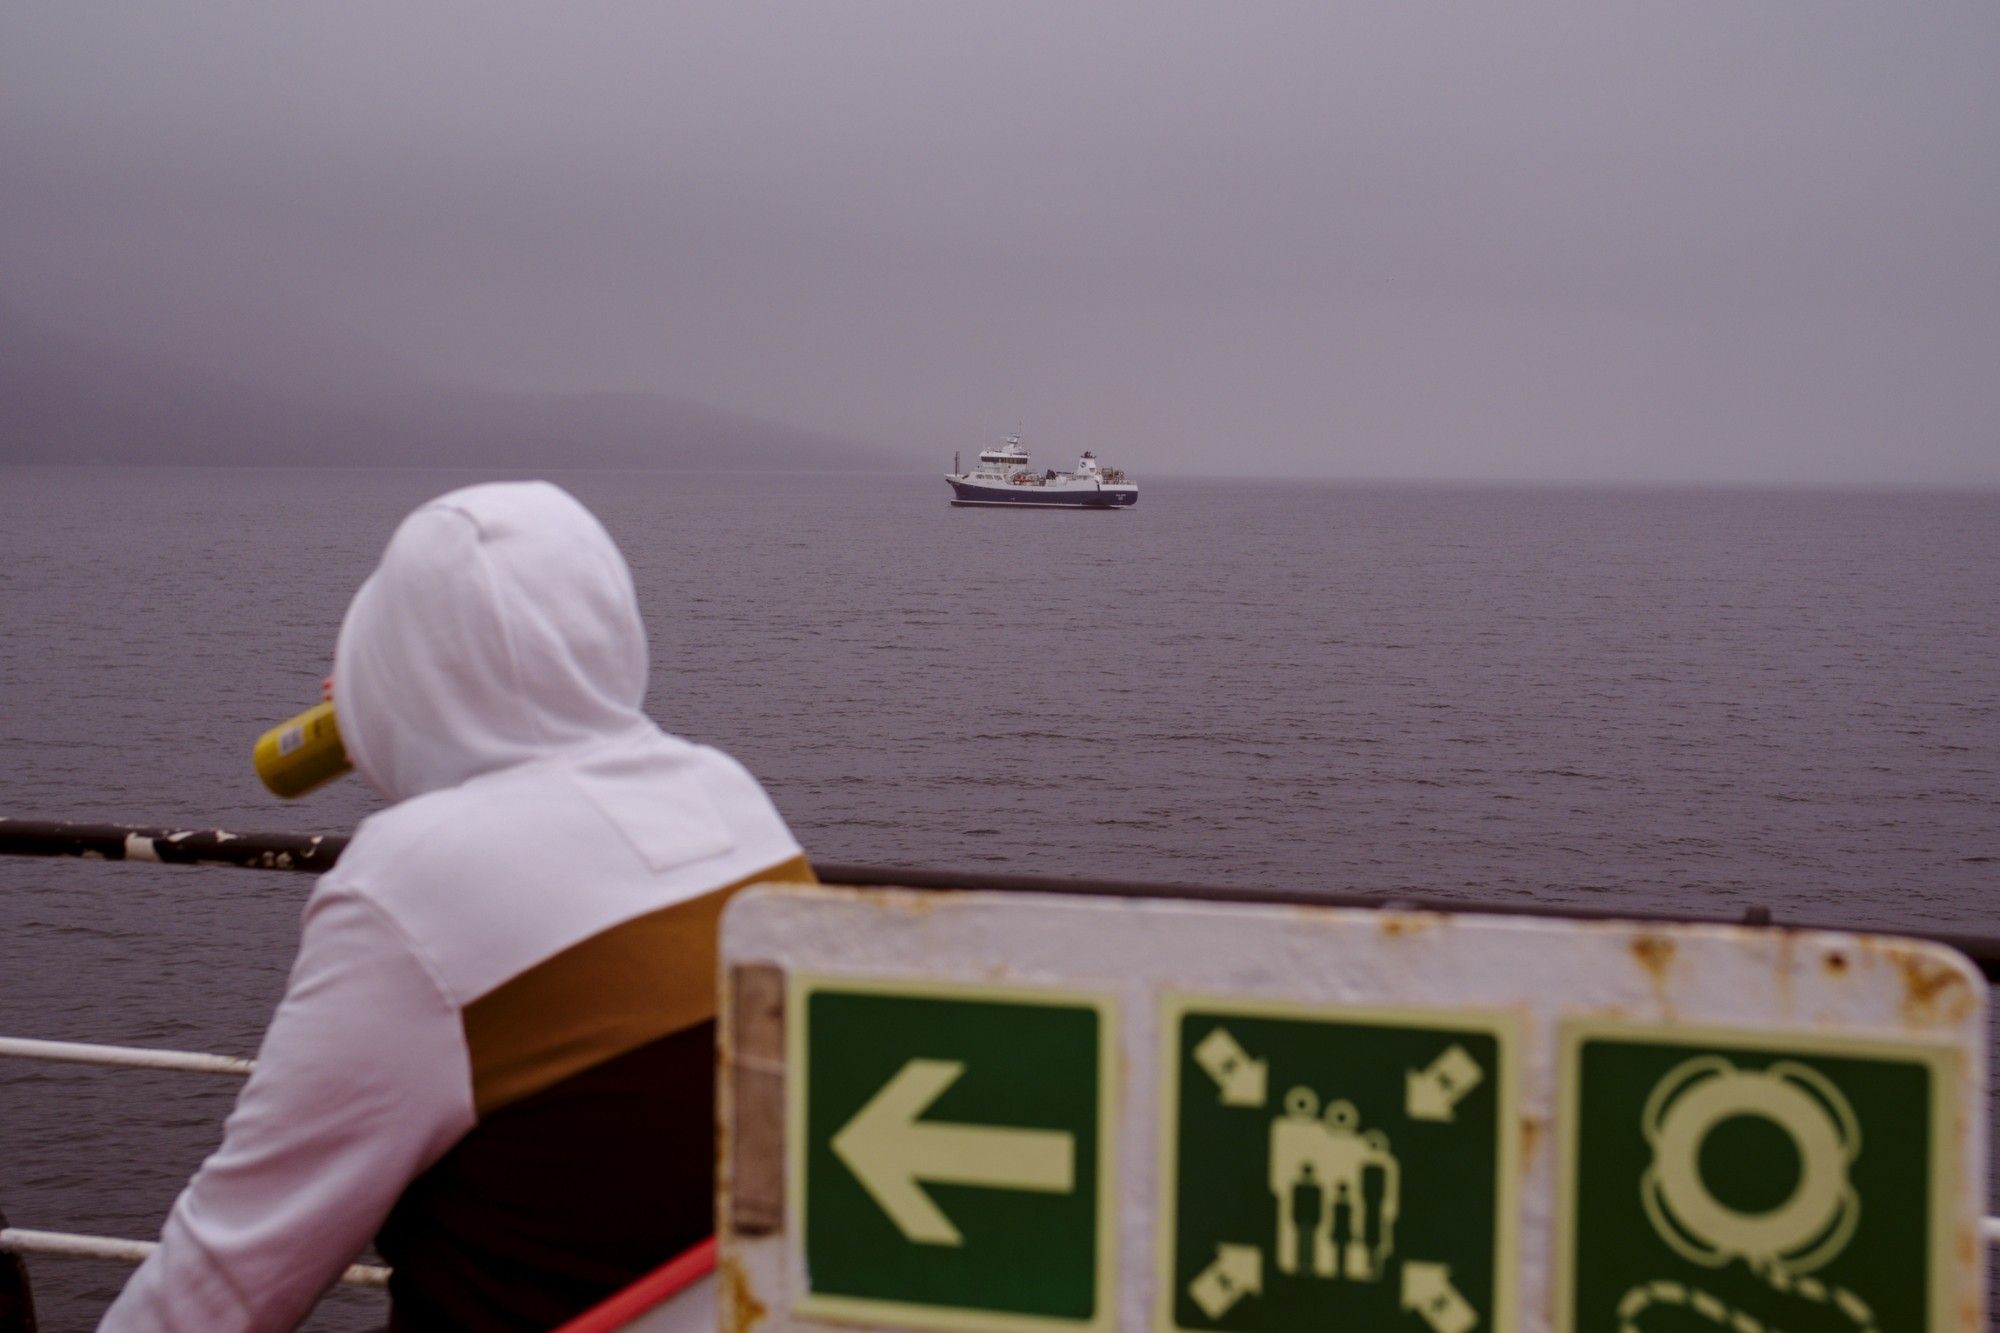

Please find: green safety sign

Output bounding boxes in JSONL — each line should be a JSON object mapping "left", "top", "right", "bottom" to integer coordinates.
{"left": 1157, "top": 996, "right": 1518, "bottom": 1333}
{"left": 787, "top": 975, "right": 1117, "bottom": 1332}
{"left": 1557, "top": 1022, "right": 1962, "bottom": 1333}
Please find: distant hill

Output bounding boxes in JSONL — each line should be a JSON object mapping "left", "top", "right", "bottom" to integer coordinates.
{"left": 0, "top": 301, "right": 887, "bottom": 470}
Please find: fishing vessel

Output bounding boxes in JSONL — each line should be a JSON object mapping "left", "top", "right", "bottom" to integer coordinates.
{"left": 946, "top": 435, "right": 1137, "bottom": 508}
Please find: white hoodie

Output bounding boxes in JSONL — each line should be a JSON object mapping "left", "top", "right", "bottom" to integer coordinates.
{"left": 103, "top": 481, "right": 808, "bottom": 1331}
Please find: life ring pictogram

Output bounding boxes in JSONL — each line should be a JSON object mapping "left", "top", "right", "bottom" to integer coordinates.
{"left": 1639, "top": 1056, "right": 1862, "bottom": 1274}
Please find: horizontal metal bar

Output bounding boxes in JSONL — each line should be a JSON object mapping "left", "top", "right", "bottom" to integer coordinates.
{"left": 0, "top": 1229, "right": 153, "bottom": 1267}
{"left": 5, "top": 817, "right": 1999, "bottom": 981}
{"left": 0, "top": 818, "right": 340, "bottom": 874}
{"left": 0, "top": 1037, "right": 251, "bottom": 1076}
{"left": 0, "top": 1228, "right": 387, "bottom": 1287}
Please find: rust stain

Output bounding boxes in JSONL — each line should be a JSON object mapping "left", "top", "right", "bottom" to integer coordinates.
{"left": 852, "top": 884, "right": 941, "bottom": 916}
{"left": 1769, "top": 931, "right": 1798, "bottom": 1017}
{"left": 1821, "top": 949, "right": 1849, "bottom": 977}
{"left": 1628, "top": 932, "right": 1678, "bottom": 1013}
{"left": 1955, "top": 1224, "right": 1980, "bottom": 1330}
{"left": 1377, "top": 911, "right": 1443, "bottom": 939}
{"left": 1629, "top": 933, "right": 1674, "bottom": 980}
{"left": 719, "top": 1252, "right": 768, "bottom": 1333}
{"left": 1895, "top": 952, "right": 1975, "bottom": 1028}
{"left": 1519, "top": 1115, "right": 1546, "bottom": 1169}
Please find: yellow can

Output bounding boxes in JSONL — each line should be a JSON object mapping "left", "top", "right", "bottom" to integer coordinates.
{"left": 253, "top": 701, "right": 353, "bottom": 799}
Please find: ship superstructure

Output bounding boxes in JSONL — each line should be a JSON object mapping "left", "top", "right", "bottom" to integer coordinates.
{"left": 946, "top": 435, "right": 1138, "bottom": 509}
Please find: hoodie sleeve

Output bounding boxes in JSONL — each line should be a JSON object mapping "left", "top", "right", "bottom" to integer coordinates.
{"left": 101, "top": 884, "right": 475, "bottom": 1333}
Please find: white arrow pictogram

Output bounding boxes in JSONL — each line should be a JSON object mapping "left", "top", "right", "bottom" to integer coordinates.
{"left": 1187, "top": 1243, "right": 1263, "bottom": 1320}
{"left": 1406, "top": 1044, "right": 1485, "bottom": 1122}
{"left": 831, "top": 1057, "right": 1076, "bottom": 1246}
{"left": 1402, "top": 1261, "right": 1478, "bottom": 1333}
{"left": 1192, "top": 1026, "right": 1269, "bottom": 1107}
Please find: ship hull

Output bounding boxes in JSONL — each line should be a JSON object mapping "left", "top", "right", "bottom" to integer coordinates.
{"left": 946, "top": 478, "right": 1138, "bottom": 508}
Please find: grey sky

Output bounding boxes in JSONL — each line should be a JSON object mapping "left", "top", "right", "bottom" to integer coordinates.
{"left": 3, "top": 3, "right": 1996, "bottom": 483}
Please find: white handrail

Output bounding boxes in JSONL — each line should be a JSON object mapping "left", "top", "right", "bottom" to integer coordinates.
{"left": 0, "top": 1039, "right": 383, "bottom": 1295}
{"left": 0, "top": 1036, "right": 252, "bottom": 1076}
{"left": 0, "top": 1228, "right": 387, "bottom": 1287}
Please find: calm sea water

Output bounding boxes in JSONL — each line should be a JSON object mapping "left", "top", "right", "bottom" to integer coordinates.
{"left": 2, "top": 465, "right": 1996, "bottom": 1326}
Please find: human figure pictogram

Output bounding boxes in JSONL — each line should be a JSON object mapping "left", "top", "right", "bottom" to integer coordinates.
{"left": 1267, "top": 1089, "right": 1402, "bottom": 1283}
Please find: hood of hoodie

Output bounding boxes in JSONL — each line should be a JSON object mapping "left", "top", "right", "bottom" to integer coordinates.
{"left": 333, "top": 481, "right": 650, "bottom": 803}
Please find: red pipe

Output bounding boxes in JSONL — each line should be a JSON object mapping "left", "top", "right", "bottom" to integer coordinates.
{"left": 550, "top": 1237, "right": 716, "bottom": 1333}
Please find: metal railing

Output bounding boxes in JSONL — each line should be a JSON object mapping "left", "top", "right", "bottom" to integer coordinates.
{"left": 4, "top": 816, "right": 1999, "bottom": 979}
{"left": 0, "top": 1228, "right": 388, "bottom": 1289}
{"left": 0, "top": 1034, "right": 391, "bottom": 1306}
{"left": 0, "top": 1037, "right": 252, "bottom": 1077}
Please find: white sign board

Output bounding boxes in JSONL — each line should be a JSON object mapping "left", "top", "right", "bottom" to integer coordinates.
{"left": 718, "top": 886, "right": 1986, "bottom": 1333}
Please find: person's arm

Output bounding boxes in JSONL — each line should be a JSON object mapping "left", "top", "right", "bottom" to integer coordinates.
{"left": 102, "top": 884, "right": 474, "bottom": 1332}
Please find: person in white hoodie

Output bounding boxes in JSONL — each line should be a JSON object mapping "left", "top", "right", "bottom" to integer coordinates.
{"left": 104, "top": 481, "right": 814, "bottom": 1331}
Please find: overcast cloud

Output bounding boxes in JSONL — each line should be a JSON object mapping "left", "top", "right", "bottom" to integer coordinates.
{"left": 2, "top": 3, "right": 1995, "bottom": 483}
